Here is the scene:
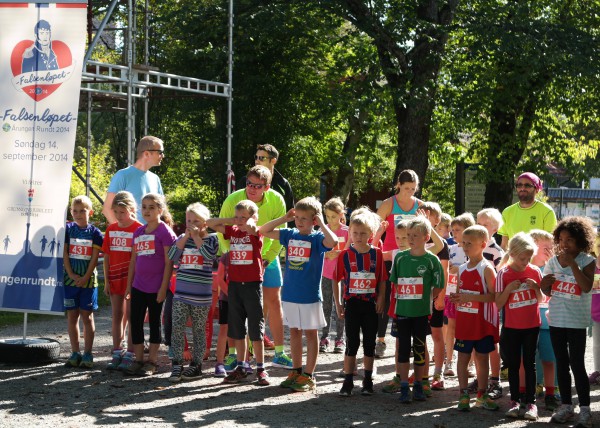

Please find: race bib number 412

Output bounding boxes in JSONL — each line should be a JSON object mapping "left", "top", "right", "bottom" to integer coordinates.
{"left": 181, "top": 248, "right": 204, "bottom": 270}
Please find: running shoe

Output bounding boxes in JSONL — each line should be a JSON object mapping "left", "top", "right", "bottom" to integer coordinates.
{"left": 412, "top": 382, "right": 426, "bottom": 401}
{"left": 551, "top": 404, "right": 575, "bottom": 424}
{"left": 431, "top": 374, "right": 444, "bottom": 390}
{"left": 589, "top": 371, "right": 600, "bottom": 385}
{"left": 577, "top": 406, "right": 593, "bottom": 428}
{"left": 486, "top": 381, "right": 503, "bottom": 400}
{"left": 457, "top": 393, "right": 470, "bottom": 411}
{"left": 214, "top": 363, "right": 227, "bottom": 378}
{"left": 544, "top": 394, "right": 559, "bottom": 412}
{"left": 280, "top": 371, "right": 300, "bottom": 388}
{"left": 263, "top": 335, "right": 275, "bottom": 350}
{"left": 117, "top": 351, "right": 135, "bottom": 371}
{"left": 475, "top": 394, "right": 498, "bottom": 411}
{"left": 290, "top": 374, "right": 316, "bottom": 392}
{"left": 256, "top": 370, "right": 270, "bottom": 386}
{"left": 79, "top": 352, "right": 94, "bottom": 369}
{"left": 361, "top": 379, "right": 374, "bottom": 396}
{"left": 169, "top": 364, "right": 183, "bottom": 383}
{"left": 505, "top": 400, "right": 521, "bottom": 418}
{"left": 339, "top": 380, "right": 354, "bottom": 397}
{"left": 124, "top": 360, "right": 145, "bottom": 376}
{"left": 421, "top": 379, "right": 432, "bottom": 398}
{"left": 333, "top": 339, "right": 346, "bottom": 354}
{"left": 272, "top": 352, "right": 293, "bottom": 369}
{"left": 243, "top": 361, "right": 254, "bottom": 375}
{"left": 399, "top": 384, "right": 411, "bottom": 404}
{"left": 223, "top": 354, "right": 238, "bottom": 372}
{"left": 536, "top": 383, "right": 544, "bottom": 398}
{"left": 223, "top": 367, "right": 247, "bottom": 384}
{"left": 382, "top": 375, "right": 402, "bottom": 393}
{"left": 319, "top": 337, "right": 330, "bottom": 353}
{"left": 106, "top": 349, "right": 123, "bottom": 370}
{"left": 141, "top": 361, "right": 157, "bottom": 376}
{"left": 181, "top": 363, "right": 202, "bottom": 380}
{"left": 65, "top": 351, "right": 82, "bottom": 368}
{"left": 444, "top": 361, "right": 455, "bottom": 377}
{"left": 523, "top": 403, "right": 538, "bottom": 421}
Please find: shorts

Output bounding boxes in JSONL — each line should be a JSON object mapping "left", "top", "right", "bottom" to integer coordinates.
{"left": 263, "top": 258, "right": 282, "bottom": 288}
{"left": 227, "top": 281, "right": 264, "bottom": 341}
{"left": 454, "top": 335, "right": 495, "bottom": 354}
{"left": 64, "top": 285, "right": 98, "bottom": 311}
{"left": 537, "top": 329, "right": 556, "bottom": 363}
{"left": 218, "top": 300, "right": 228, "bottom": 325}
{"left": 107, "top": 278, "right": 127, "bottom": 295}
{"left": 282, "top": 301, "right": 326, "bottom": 330}
{"left": 443, "top": 295, "right": 456, "bottom": 319}
{"left": 429, "top": 306, "right": 444, "bottom": 328}
{"left": 390, "top": 317, "right": 398, "bottom": 337}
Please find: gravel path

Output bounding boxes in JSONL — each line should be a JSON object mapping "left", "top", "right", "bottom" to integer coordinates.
{"left": 0, "top": 306, "right": 599, "bottom": 427}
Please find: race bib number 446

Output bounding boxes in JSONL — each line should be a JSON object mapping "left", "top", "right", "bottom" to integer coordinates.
{"left": 551, "top": 274, "right": 581, "bottom": 300}
{"left": 69, "top": 238, "right": 92, "bottom": 260}
{"left": 349, "top": 271, "right": 376, "bottom": 294}
{"left": 395, "top": 277, "right": 423, "bottom": 300}
{"left": 288, "top": 240, "right": 311, "bottom": 263}
{"left": 135, "top": 235, "right": 156, "bottom": 256}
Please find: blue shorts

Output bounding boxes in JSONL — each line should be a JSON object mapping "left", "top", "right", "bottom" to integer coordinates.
{"left": 537, "top": 329, "right": 555, "bottom": 362}
{"left": 64, "top": 285, "right": 98, "bottom": 311}
{"left": 263, "top": 258, "right": 282, "bottom": 288}
{"left": 390, "top": 317, "right": 398, "bottom": 337}
{"left": 455, "top": 335, "right": 495, "bottom": 354}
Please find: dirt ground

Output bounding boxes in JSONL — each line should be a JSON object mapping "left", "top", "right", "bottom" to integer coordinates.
{"left": 1, "top": 306, "right": 599, "bottom": 427}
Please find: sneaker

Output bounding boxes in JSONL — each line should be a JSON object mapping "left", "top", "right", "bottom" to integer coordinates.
{"left": 408, "top": 373, "right": 415, "bottom": 387}
{"left": 243, "top": 361, "right": 254, "bottom": 375}
{"left": 117, "top": 351, "right": 135, "bottom": 371}
{"left": 412, "top": 382, "right": 426, "bottom": 401}
{"left": 551, "top": 404, "right": 575, "bottom": 424}
{"left": 577, "top": 406, "right": 593, "bottom": 428}
{"left": 167, "top": 346, "right": 174, "bottom": 360}
{"left": 399, "top": 384, "right": 412, "bottom": 404}
{"left": 79, "top": 352, "right": 94, "bottom": 369}
{"left": 524, "top": 403, "right": 538, "bottom": 421}
{"left": 589, "top": 371, "right": 600, "bottom": 385}
{"left": 555, "top": 386, "right": 561, "bottom": 401}
{"left": 536, "top": 383, "right": 544, "bottom": 398}
{"left": 106, "top": 349, "right": 123, "bottom": 370}
{"left": 500, "top": 367, "right": 508, "bottom": 380}
{"left": 223, "top": 367, "right": 247, "bottom": 384}
{"left": 333, "top": 339, "right": 346, "bottom": 354}
{"left": 263, "top": 335, "right": 275, "bottom": 350}
{"left": 505, "top": 400, "right": 521, "bottom": 418}
{"left": 374, "top": 341, "right": 386, "bottom": 358}
{"left": 458, "top": 393, "right": 470, "bottom": 411}
{"left": 272, "top": 352, "right": 293, "bottom": 369}
{"left": 224, "top": 354, "right": 238, "bottom": 372}
{"left": 444, "top": 361, "right": 455, "bottom": 377}
{"left": 478, "top": 393, "right": 499, "bottom": 410}
{"left": 214, "top": 363, "right": 227, "bottom": 378}
{"left": 181, "top": 363, "right": 202, "bottom": 380}
{"left": 65, "top": 351, "right": 82, "bottom": 368}
{"left": 544, "top": 394, "right": 559, "bottom": 412}
{"left": 256, "top": 370, "right": 270, "bottom": 386}
{"left": 467, "top": 379, "right": 478, "bottom": 394}
{"left": 290, "top": 374, "right": 316, "bottom": 392}
{"left": 432, "top": 374, "right": 445, "bottom": 390}
{"left": 421, "top": 379, "right": 432, "bottom": 398}
{"left": 124, "top": 360, "right": 145, "bottom": 376}
{"left": 382, "top": 375, "right": 402, "bottom": 393}
{"left": 142, "top": 361, "right": 157, "bottom": 376}
{"left": 169, "top": 364, "right": 183, "bottom": 383}
{"left": 361, "top": 379, "right": 374, "bottom": 396}
{"left": 467, "top": 362, "right": 476, "bottom": 377}
{"left": 486, "top": 381, "right": 503, "bottom": 400}
{"left": 280, "top": 371, "right": 300, "bottom": 388}
{"left": 319, "top": 337, "right": 330, "bottom": 353}
{"left": 339, "top": 380, "right": 354, "bottom": 397}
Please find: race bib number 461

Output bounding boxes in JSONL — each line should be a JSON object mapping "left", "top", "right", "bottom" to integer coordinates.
{"left": 395, "top": 277, "right": 423, "bottom": 300}
{"left": 551, "top": 274, "right": 581, "bottom": 300}
{"left": 69, "top": 238, "right": 92, "bottom": 260}
{"left": 288, "top": 239, "right": 311, "bottom": 263}
{"left": 135, "top": 234, "right": 156, "bottom": 256}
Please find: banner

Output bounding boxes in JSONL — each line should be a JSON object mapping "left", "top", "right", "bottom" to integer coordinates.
{"left": 0, "top": 1, "right": 87, "bottom": 313}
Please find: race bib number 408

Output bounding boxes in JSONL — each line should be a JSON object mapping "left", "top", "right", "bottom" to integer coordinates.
{"left": 551, "top": 274, "right": 581, "bottom": 300}
{"left": 69, "top": 238, "right": 92, "bottom": 260}
{"left": 395, "top": 277, "right": 423, "bottom": 300}
{"left": 288, "top": 239, "right": 311, "bottom": 263}
{"left": 135, "top": 234, "right": 156, "bottom": 256}
{"left": 109, "top": 230, "right": 133, "bottom": 252}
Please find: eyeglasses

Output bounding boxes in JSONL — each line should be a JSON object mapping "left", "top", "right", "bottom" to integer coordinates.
{"left": 246, "top": 182, "right": 266, "bottom": 189}
{"left": 255, "top": 155, "right": 273, "bottom": 161}
{"left": 515, "top": 183, "right": 535, "bottom": 189}
{"left": 147, "top": 149, "right": 164, "bottom": 155}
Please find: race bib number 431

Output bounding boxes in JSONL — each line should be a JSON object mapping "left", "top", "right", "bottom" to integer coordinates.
{"left": 69, "top": 238, "right": 92, "bottom": 260}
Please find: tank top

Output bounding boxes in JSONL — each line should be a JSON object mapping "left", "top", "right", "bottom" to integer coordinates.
{"left": 382, "top": 196, "right": 420, "bottom": 251}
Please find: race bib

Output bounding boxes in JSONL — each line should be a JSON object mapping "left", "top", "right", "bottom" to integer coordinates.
{"left": 288, "top": 239, "right": 311, "bottom": 263}
{"left": 456, "top": 289, "right": 480, "bottom": 314}
{"left": 69, "top": 238, "right": 92, "bottom": 260}
{"left": 108, "top": 230, "right": 133, "bottom": 252}
{"left": 135, "top": 234, "right": 156, "bottom": 256}
{"left": 446, "top": 273, "right": 458, "bottom": 295}
{"left": 393, "top": 213, "right": 415, "bottom": 226}
{"left": 333, "top": 236, "right": 346, "bottom": 251}
{"left": 180, "top": 248, "right": 204, "bottom": 270}
{"left": 395, "top": 277, "right": 423, "bottom": 300}
{"left": 539, "top": 294, "right": 550, "bottom": 309}
{"left": 508, "top": 283, "right": 537, "bottom": 309}
{"left": 551, "top": 274, "right": 581, "bottom": 300}
{"left": 230, "top": 243, "right": 252, "bottom": 265}
{"left": 349, "top": 271, "right": 376, "bottom": 294}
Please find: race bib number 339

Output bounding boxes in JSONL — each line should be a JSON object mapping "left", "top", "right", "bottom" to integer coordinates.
{"left": 230, "top": 243, "right": 252, "bottom": 265}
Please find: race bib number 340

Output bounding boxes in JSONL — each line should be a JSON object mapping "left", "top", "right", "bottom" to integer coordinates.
{"left": 288, "top": 240, "right": 311, "bottom": 263}
{"left": 135, "top": 235, "right": 156, "bottom": 256}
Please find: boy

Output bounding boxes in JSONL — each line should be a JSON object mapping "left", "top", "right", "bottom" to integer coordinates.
{"left": 207, "top": 200, "right": 270, "bottom": 385}
{"left": 260, "top": 196, "right": 337, "bottom": 392}
{"left": 450, "top": 225, "right": 499, "bottom": 411}
{"left": 63, "top": 195, "right": 103, "bottom": 368}
{"left": 390, "top": 217, "right": 444, "bottom": 403}
{"left": 436, "top": 213, "right": 455, "bottom": 245}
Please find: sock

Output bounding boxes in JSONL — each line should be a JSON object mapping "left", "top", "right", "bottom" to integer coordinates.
{"left": 304, "top": 372, "right": 313, "bottom": 378}
{"left": 400, "top": 381, "right": 409, "bottom": 388}
{"left": 490, "top": 376, "right": 499, "bottom": 383}
{"left": 364, "top": 370, "right": 372, "bottom": 381}
{"left": 294, "top": 367, "right": 302, "bottom": 374}
{"left": 228, "top": 348, "right": 236, "bottom": 356}
{"left": 345, "top": 373, "right": 354, "bottom": 383}
{"left": 477, "top": 389, "right": 485, "bottom": 398}
{"left": 275, "top": 345, "right": 284, "bottom": 354}
{"left": 434, "top": 367, "right": 442, "bottom": 376}
{"left": 545, "top": 386, "right": 555, "bottom": 396}
{"left": 257, "top": 362, "right": 264, "bottom": 369}
{"left": 257, "top": 365, "right": 264, "bottom": 373}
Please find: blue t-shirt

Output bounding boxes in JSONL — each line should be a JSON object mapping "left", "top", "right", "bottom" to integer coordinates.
{"left": 64, "top": 222, "right": 103, "bottom": 288}
{"left": 280, "top": 228, "right": 331, "bottom": 304}
{"left": 107, "top": 166, "right": 163, "bottom": 222}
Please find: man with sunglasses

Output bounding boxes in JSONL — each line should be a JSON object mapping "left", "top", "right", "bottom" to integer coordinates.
{"left": 498, "top": 172, "right": 557, "bottom": 250}
{"left": 103, "top": 136, "right": 165, "bottom": 224}
{"left": 218, "top": 165, "right": 293, "bottom": 368}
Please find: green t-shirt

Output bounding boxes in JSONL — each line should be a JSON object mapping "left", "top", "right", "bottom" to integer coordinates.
{"left": 390, "top": 249, "right": 444, "bottom": 317}
{"left": 498, "top": 200, "right": 557, "bottom": 238}
{"left": 218, "top": 188, "right": 286, "bottom": 263}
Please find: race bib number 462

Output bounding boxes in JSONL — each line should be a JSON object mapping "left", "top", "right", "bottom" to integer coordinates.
{"left": 135, "top": 234, "right": 156, "bottom": 256}
{"left": 288, "top": 239, "right": 311, "bottom": 263}
{"left": 395, "top": 277, "right": 423, "bottom": 300}
{"left": 69, "top": 238, "right": 92, "bottom": 260}
{"left": 551, "top": 274, "right": 581, "bottom": 300}
{"left": 349, "top": 271, "right": 376, "bottom": 294}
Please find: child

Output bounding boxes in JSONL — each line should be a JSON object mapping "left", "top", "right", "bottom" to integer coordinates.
{"left": 167, "top": 203, "right": 219, "bottom": 382}
{"left": 333, "top": 207, "right": 386, "bottom": 396}
{"left": 320, "top": 197, "right": 349, "bottom": 354}
{"left": 261, "top": 196, "right": 337, "bottom": 392}
{"left": 436, "top": 213, "right": 455, "bottom": 245}
{"left": 450, "top": 225, "right": 499, "bottom": 411}
{"left": 529, "top": 229, "right": 559, "bottom": 411}
{"left": 102, "top": 191, "right": 142, "bottom": 371}
{"left": 495, "top": 233, "right": 543, "bottom": 420}
{"left": 125, "top": 193, "right": 177, "bottom": 376}
{"left": 591, "top": 244, "right": 600, "bottom": 386}
{"left": 213, "top": 253, "right": 230, "bottom": 377}
{"left": 541, "top": 216, "right": 596, "bottom": 427}
{"left": 390, "top": 217, "right": 444, "bottom": 403}
{"left": 207, "top": 200, "right": 269, "bottom": 385}
{"left": 444, "top": 212, "right": 475, "bottom": 377}
{"left": 63, "top": 195, "right": 103, "bottom": 368}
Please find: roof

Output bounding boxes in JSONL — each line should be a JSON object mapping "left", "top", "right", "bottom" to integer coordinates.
{"left": 547, "top": 188, "right": 600, "bottom": 201}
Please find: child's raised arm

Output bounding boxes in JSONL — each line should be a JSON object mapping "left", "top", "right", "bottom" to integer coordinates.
{"left": 260, "top": 209, "right": 294, "bottom": 240}
{"left": 206, "top": 217, "right": 234, "bottom": 234}
{"left": 314, "top": 212, "right": 338, "bottom": 249}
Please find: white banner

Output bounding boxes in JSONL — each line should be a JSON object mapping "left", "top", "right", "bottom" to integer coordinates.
{"left": 0, "top": 1, "right": 87, "bottom": 313}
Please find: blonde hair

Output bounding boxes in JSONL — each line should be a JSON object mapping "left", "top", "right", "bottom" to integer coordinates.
{"left": 529, "top": 229, "right": 553, "bottom": 244}
{"left": 451, "top": 212, "right": 476, "bottom": 229}
{"left": 407, "top": 217, "right": 432, "bottom": 236}
{"left": 462, "top": 225, "right": 489, "bottom": 242}
{"left": 295, "top": 196, "right": 322, "bottom": 216}
{"left": 499, "top": 232, "right": 537, "bottom": 267}
{"left": 477, "top": 208, "right": 504, "bottom": 230}
{"left": 324, "top": 197, "right": 345, "bottom": 214}
{"left": 235, "top": 200, "right": 259, "bottom": 217}
{"left": 439, "top": 213, "right": 452, "bottom": 228}
{"left": 421, "top": 201, "right": 442, "bottom": 218}
{"left": 396, "top": 219, "right": 410, "bottom": 231}
{"left": 349, "top": 206, "right": 380, "bottom": 234}
{"left": 111, "top": 191, "right": 137, "bottom": 216}
{"left": 72, "top": 195, "right": 93, "bottom": 210}
{"left": 136, "top": 136, "right": 163, "bottom": 159}
{"left": 187, "top": 202, "right": 210, "bottom": 222}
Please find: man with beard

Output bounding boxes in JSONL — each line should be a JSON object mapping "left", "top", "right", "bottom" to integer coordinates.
{"left": 498, "top": 172, "right": 557, "bottom": 250}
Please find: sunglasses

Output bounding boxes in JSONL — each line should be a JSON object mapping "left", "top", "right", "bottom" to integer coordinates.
{"left": 147, "top": 149, "right": 165, "bottom": 155}
{"left": 246, "top": 182, "right": 267, "bottom": 189}
{"left": 515, "top": 183, "right": 535, "bottom": 189}
{"left": 255, "top": 155, "right": 273, "bottom": 161}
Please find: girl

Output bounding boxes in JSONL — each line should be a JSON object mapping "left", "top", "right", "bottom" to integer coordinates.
{"left": 590, "top": 241, "right": 600, "bottom": 386}
{"left": 320, "top": 197, "right": 349, "bottom": 354}
{"left": 333, "top": 207, "right": 386, "bottom": 396}
{"left": 125, "top": 193, "right": 177, "bottom": 376}
{"left": 540, "top": 216, "right": 596, "bottom": 427}
{"left": 102, "top": 191, "right": 142, "bottom": 371}
{"left": 495, "top": 233, "right": 543, "bottom": 420}
{"left": 168, "top": 203, "right": 219, "bottom": 382}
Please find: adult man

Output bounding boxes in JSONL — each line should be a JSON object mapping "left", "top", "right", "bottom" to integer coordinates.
{"left": 22, "top": 20, "right": 59, "bottom": 72}
{"left": 254, "top": 144, "right": 295, "bottom": 221}
{"left": 102, "top": 136, "right": 165, "bottom": 224}
{"left": 218, "top": 165, "right": 292, "bottom": 368}
{"left": 498, "top": 172, "right": 557, "bottom": 250}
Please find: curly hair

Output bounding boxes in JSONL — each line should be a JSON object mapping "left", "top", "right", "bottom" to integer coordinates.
{"left": 553, "top": 216, "right": 596, "bottom": 254}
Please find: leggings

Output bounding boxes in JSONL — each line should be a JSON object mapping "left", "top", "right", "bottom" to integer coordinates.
{"left": 377, "top": 261, "right": 393, "bottom": 338}
{"left": 396, "top": 316, "right": 429, "bottom": 365}
{"left": 172, "top": 300, "right": 209, "bottom": 365}
{"left": 550, "top": 326, "right": 590, "bottom": 406}
{"left": 130, "top": 287, "right": 163, "bottom": 345}
{"left": 162, "top": 289, "right": 174, "bottom": 346}
{"left": 344, "top": 299, "right": 378, "bottom": 357}
{"left": 321, "top": 277, "right": 344, "bottom": 340}
{"left": 500, "top": 326, "right": 539, "bottom": 404}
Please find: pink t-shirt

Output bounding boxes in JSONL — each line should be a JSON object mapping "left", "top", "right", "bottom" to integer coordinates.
{"left": 132, "top": 222, "right": 177, "bottom": 293}
{"left": 495, "top": 264, "right": 543, "bottom": 329}
{"left": 322, "top": 225, "right": 349, "bottom": 279}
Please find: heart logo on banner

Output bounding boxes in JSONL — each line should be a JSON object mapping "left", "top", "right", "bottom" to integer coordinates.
{"left": 10, "top": 40, "right": 73, "bottom": 102}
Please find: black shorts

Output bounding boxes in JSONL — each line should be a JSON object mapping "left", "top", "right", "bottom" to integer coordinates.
{"left": 429, "top": 307, "right": 444, "bottom": 329}
{"left": 218, "top": 300, "right": 228, "bottom": 325}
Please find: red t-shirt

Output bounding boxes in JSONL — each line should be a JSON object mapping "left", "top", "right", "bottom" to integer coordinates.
{"left": 495, "top": 264, "right": 543, "bottom": 329}
{"left": 102, "top": 221, "right": 143, "bottom": 293}
{"left": 223, "top": 225, "right": 263, "bottom": 282}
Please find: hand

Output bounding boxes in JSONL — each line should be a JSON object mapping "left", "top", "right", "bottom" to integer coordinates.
{"left": 124, "top": 286, "right": 131, "bottom": 300}
{"left": 157, "top": 288, "right": 167, "bottom": 303}
{"left": 335, "top": 303, "right": 345, "bottom": 319}
{"left": 74, "top": 276, "right": 87, "bottom": 287}
{"left": 104, "top": 281, "right": 111, "bottom": 297}
{"left": 378, "top": 220, "right": 388, "bottom": 234}
{"left": 524, "top": 278, "right": 539, "bottom": 289}
{"left": 188, "top": 226, "right": 200, "bottom": 239}
{"left": 449, "top": 293, "right": 468, "bottom": 304}
{"left": 284, "top": 209, "right": 296, "bottom": 223}
{"left": 325, "top": 250, "right": 341, "bottom": 260}
{"left": 449, "top": 265, "right": 459, "bottom": 275}
{"left": 314, "top": 212, "right": 325, "bottom": 227}
{"left": 416, "top": 208, "right": 430, "bottom": 221}
{"left": 507, "top": 280, "right": 522, "bottom": 291}
{"left": 540, "top": 274, "right": 555, "bottom": 291}
{"left": 434, "top": 295, "right": 445, "bottom": 311}
{"left": 375, "top": 296, "right": 385, "bottom": 314}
